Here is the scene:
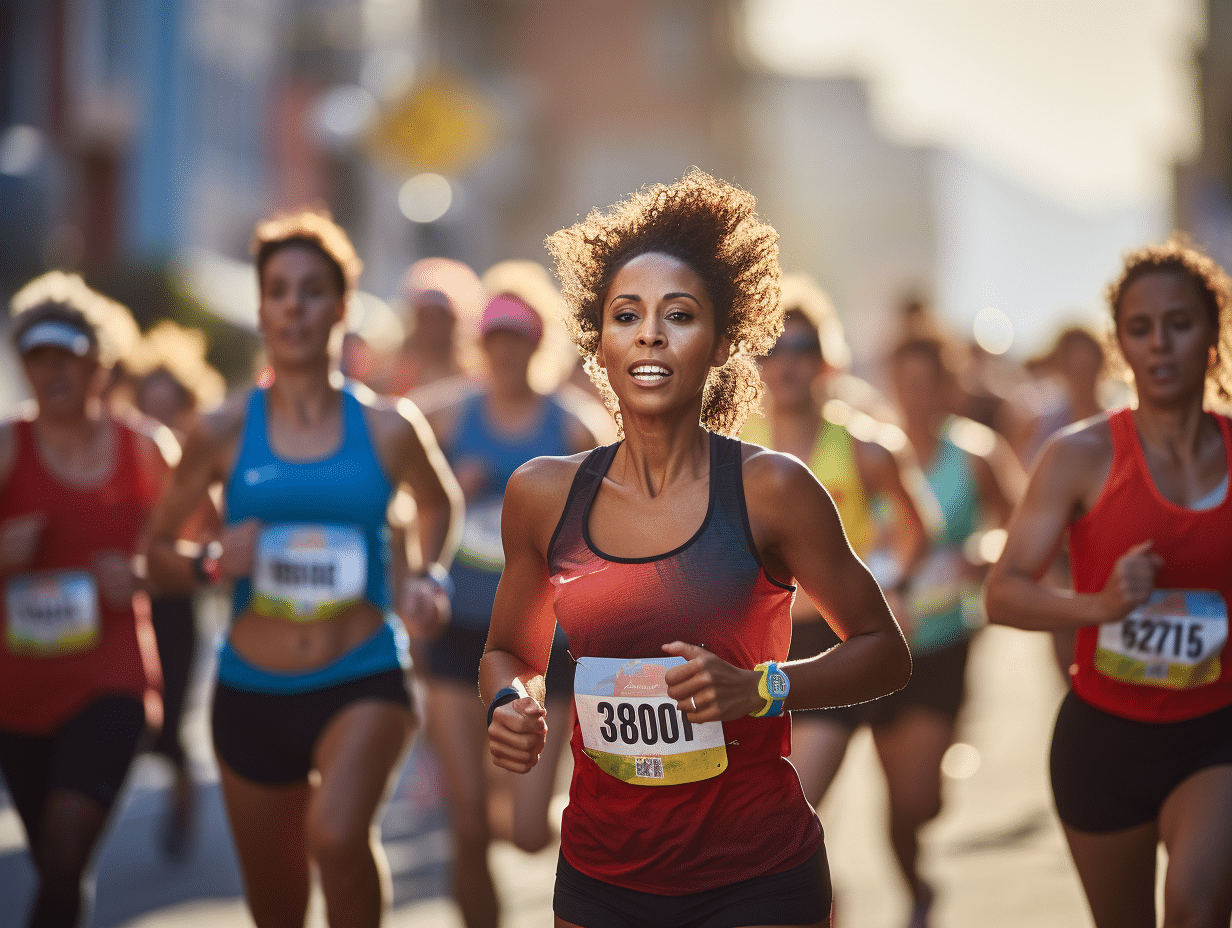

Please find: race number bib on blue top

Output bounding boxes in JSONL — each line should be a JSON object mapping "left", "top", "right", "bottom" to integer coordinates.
{"left": 1095, "top": 590, "right": 1227, "bottom": 689}
{"left": 5, "top": 570, "right": 101, "bottom": 656}
{"left": 252, "top": 524, "right": 367, "bottom": 621}
{"left": 574, "top": 656, "right": 728, "bottom": 787}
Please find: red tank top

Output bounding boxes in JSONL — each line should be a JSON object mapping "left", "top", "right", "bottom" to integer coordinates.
{"left": 0, "top": 418, "right": 160, "bottom": 733}
{"left": 548, "top": 434, "right": 821, "bottom": 894}
{"left": 1069, "top": 407, "right": 1232, "bottom": 723}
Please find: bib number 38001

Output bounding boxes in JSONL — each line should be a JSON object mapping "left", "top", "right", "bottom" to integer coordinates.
{"left": 1095, "top": 590, "right": 1227, "bottom": 690}
{"left": 574, "top": 656, "right": 727, "bottom": 787}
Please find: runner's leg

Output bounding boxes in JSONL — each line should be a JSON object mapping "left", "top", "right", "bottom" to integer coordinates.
{"left": 1062, "top": 820, "right": 1157, "bottom": 928}
{"left": 29, "top": 790, "right": 108, "bottom": 928}
{"left": 425, "top": 678, "right": 498, "bottom": 928}
{"left": 872, "top": 708, "right": 953, "bottom": 923}
{"left": 309, "top": 698, "right": 413, "bottom": 928}
{"left": 217, "top": 759, "right": 312, "bottom": 928}
{"left": 1158, "top": 764, "right": 1232, "bottom": 928}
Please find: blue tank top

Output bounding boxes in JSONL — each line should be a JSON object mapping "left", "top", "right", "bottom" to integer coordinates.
{"left": 448, "top": 392, "right": 572, "bottom": 624}
{"left": 225, "top": 386, "right": 394, "bottom": 618}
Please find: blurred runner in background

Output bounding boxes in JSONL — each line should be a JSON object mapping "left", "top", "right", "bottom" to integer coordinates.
{"left": 0, "top": 273, "right": 172, "bottom": 928}
{"left": 145, "top": 209, "right": 463, "bottom": 928}
{"left": 128, "top": 321, "right": 226, "bottom": 858}
{"left": 742, "top": 276, "right": 929, "bottom": 812}
{"left": 414, "top": 273, "right": 602, "bottom": 928}
{"left": 882, "top": 337, "right": 1023, "bottom": 928}
{"left": 987, "top": 241, "right": 1232, "bottom": 928}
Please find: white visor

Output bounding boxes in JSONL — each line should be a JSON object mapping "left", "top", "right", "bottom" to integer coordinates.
{"left": 17, "top": 320, "right": 94, "bottom": 357}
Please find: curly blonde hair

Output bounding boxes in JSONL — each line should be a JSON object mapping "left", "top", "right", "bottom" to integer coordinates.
{"left": 250, "top": 208, "right": 363, "bottom": 297}
{"left": 1106, "top": 238, "right": 1232, "bottom": 406}
{"left": 545, "top": 169, "right": 782, "bottom": 437}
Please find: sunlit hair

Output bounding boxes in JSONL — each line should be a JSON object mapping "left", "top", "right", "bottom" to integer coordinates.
{"left": 779, "top": 273, "right": 851, "bottom": 370}
{"left": 128, "top": 320, "right": 226, "bottom": 410}
{"left": 546, "top": 168, "right": 782, "bottom": 437}
{"left": 1106, "top": 239, "right": 1232, "bottom": 406}
{"left": 251, "top": 208, "right": 363, "bottom": 297}
{"left": 9, "top": 271, "right": 139, "bottom": 367}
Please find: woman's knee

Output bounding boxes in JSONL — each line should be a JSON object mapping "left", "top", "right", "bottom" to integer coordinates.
{"left": 306, "top": 809, "right": 374, "bottom": 873}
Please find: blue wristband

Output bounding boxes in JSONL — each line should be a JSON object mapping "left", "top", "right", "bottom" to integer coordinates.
{"left": 487, "top": 686, "right": 520, "bottom": 728}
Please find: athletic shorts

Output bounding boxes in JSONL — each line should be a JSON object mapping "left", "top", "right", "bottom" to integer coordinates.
{"left": 1050, "top": 690, "right": 1232, "bottom": 833}
{"left": 212, "top": 668, "right": 410, "bottom": 786}
{"left": 788, "top": 625, "right": 970, "bottom": 729}
{"left": 553, "top": 845, "right": 831, "bottom": 928}
{"left": 0, "top": 695, "right": 145, "bottom": 849}
{"left": 426, "top": 619, "right": 575, "bottom": 699}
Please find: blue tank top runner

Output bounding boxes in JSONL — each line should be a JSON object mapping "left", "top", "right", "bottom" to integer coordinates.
{"left": 218, "top": 386, "right": 405, "bottom": 693}
{"left": 448, "top": 392, "right": 572, "bottom": 625}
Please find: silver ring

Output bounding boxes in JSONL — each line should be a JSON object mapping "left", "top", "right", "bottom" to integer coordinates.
{"left": 690, "top": 697, "right": 697, "bottom": 711}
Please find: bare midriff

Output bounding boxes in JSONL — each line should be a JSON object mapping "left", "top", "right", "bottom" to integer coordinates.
{"left": 228, "top": 601, "right": 386, "bottom": 673}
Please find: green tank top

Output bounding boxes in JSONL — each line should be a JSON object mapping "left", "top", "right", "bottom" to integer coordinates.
{"left": 741, "top": 413, "right": 875, "bottom": 557}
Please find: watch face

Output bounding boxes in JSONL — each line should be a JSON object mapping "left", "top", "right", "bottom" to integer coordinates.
{"left": 768, "top": 670, "right": 789, "bottom": 698}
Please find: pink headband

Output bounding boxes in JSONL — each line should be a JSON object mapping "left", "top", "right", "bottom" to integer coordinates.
{"left": 480, "top": 293, "right": 543, "bottom": 345}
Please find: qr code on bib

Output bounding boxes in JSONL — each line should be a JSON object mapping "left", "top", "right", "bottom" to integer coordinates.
{"left": 635, "top": 757, "right": 665, "bottom": 779}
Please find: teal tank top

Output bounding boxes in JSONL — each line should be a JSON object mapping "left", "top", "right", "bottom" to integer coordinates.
{"left": 906, "top": 420, "right": 982, "bottom": 653}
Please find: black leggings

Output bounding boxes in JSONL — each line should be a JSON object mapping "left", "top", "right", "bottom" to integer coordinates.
{"left": 150, "top": 594, "right": 197, "bottom": 769}
{"left": 0, "top": 695, "right": 146, "bottom": 850}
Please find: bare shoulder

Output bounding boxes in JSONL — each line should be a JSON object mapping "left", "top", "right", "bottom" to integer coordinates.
{"left": 505, "top": 451, "right": 595, "bottom": 552}
{"left": 1038, "top": 413, "right": 1113, "bottom": 476}
{"left": 740, "top": 442, "right": 827, "bottom": 513}
{"left": 1026, "top": 413, "right": 1115, "bottom": 512}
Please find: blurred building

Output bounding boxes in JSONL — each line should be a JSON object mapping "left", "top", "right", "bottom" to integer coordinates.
{"left": 0, "top": 0, "right": 1217, "bottom": 375}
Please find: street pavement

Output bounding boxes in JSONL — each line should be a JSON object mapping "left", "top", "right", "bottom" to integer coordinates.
{"left": 0, "top": 602, "right": 1106, "bottom": 928}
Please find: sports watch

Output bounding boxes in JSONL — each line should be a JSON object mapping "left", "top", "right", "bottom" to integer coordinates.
{"left": 751, "top": 661, "right": 790, "bottom": 718}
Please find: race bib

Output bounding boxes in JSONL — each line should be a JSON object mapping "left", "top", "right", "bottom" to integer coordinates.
{"left": 906, "top": 547, "right": 964, "bottom": 619}
{"left": 574, "top": 656, "right": 728, "bottom": 787}
{"left": 5, "top": 570, "right": 101, "bottom": 656}
{"left": 456, "top": 499, "right": 504, "bottom": 573}
{"left": 1094, "top": 590, "right": 1227, "bottom": 689}
{"left": 252, "top": 524, "right": 368, "bottom": 621}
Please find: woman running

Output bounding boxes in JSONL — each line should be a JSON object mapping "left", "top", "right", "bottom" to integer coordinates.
{"left": 743, "top": 289, "right": 928, "bottom": 807}
{"left": 482, "top": 169, "right": 912, "bottom": 928}
{"left": 882, "top": 337, "right": 1021, "bottom": 927}
{"left": 416, "top": 284, "right": 601, "bottom": 928}
{"left": 131, "top": 321, "right": 226, "bottom": 857}
{"left": 145, "top": 209, "right": 463, "bottom": 928}
{"left": 0, "top": 273, "right": 170, "bottom": 928}
{"left": 985, "top": 241, "right": 1232, "bottom": 928}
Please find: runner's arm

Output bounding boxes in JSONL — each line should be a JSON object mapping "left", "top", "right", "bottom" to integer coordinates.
{"left": 665, "top": 450, "right": 912, "bottom": 723}
{"left": 985, "top": 428, "right": 1147, "bottom": 630}
{"left": 754, "top": 451, "right": 913, "bottom": 711}
{"left": 144, "top": 412, "right": 234, "bottom": 593}
{"left": 858, "top": 439, "right": 929, "bottom": 577}
{"left": 391, "top": 397, "right": 463, "bottom": 573}
{"left": 480, "top": 458, "right": 572, "bottom": 772}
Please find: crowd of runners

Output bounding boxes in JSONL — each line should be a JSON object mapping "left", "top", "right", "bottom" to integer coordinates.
{"left": 0, "top": 169, "right": 1230, "bottom": 928}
